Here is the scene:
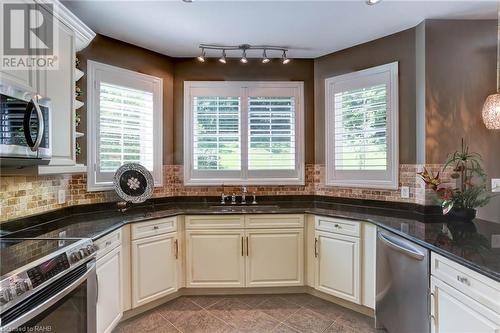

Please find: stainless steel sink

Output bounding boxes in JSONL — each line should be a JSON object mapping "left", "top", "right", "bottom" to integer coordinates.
{"left": 209, "top": 204, "right": 280, "bottom": 212}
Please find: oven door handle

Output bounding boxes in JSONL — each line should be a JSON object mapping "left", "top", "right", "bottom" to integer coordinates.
{"left": 3, "top": 261, "right": 96, "bottom": 332}
{"left": 23, "top": 98, "right": 44, "bottom": 152}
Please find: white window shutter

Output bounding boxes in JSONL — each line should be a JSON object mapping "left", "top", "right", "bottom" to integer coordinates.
{"left": 325, "top": 62, "right": 399, "bottom": 189}
{"left": 248, "top": 97, "right": 296, "bottom": 171}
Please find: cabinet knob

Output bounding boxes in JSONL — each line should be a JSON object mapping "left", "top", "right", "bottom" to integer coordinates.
{"left": 153, "top": 226, "right": 159, "bottom": 230}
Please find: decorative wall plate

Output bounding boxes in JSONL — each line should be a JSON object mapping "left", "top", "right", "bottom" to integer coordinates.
{"left": 113, "top": 163, "right": 153, "bottom": 203}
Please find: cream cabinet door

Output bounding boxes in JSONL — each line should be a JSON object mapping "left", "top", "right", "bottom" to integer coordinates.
{"left": 431, "top": 277, "right": 500, "bottom": 333}
{"left": 245, "top": 229, "right": 304, "bottom": 287}
{"left": 96, "top": 246, "right": 122, "bottom": 333}
{"left": 0, "top": 1, "right": 37, "bottom": 94}
{"left": 132, "top": 233, "right": 177, "bottom": 308}
{"left": 37, "top": 14, "right": 76, "bottom": 167}
{"left": 186, "top": 230, "right": 245, "bottom": 288}
{"left": 315, "top": 231, "right": 361, "bottom": 304}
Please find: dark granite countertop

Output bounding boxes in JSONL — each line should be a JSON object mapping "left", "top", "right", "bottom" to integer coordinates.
{"left": 1, "top": 196, "right": 499, "bottom": 283}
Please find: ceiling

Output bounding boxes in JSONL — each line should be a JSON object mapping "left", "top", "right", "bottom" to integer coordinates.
{"left": 63, "top": 0, "right": 497, "bottom": 59}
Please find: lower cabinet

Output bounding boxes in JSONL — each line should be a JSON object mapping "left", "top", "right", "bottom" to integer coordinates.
{"left": 132, "top": 232, "right": 178, "bottom": 307}
{"left": 431, "top": 277, "right": 500, "bottom": 333}
{"left": 246, "top": 229, "right": 303, "bottom": 287}
{"left": 96, "top": 246, "right": 123, "bottom": 333}
{"left": 185, "top": 228, "right": 304, "bottom": 288}
{"left": 185, "top": 230, "right": 246, "bottom": 288}
{"left": 314, "top": 230, "right": 361, "bottom": 304}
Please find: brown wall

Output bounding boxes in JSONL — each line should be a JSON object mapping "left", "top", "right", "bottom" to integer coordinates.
{"left": 424, "top": 20, "right": 500, "bottom": 221}
{"left": 77, "top": 35, "right": 175, "bottom": 164}
{"left": 172, "top": 58, "right": 315, "bottom": 164}
{"left": 314, "top": 28, "right": 417, "bottom": 164}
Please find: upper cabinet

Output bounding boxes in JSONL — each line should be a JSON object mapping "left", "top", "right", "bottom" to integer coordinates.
{"left": 0, "top": 0, "right": 95, "bottom": 175}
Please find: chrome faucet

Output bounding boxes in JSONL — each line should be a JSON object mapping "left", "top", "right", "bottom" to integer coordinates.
{"left": 241, "top": 186, "right": 247, "bottom": 204}
{"left": 220, "top": 193, "right": 228, "bottom": 204}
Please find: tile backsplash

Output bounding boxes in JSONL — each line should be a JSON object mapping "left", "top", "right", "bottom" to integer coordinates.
{"left": 0, "top": 164, "right": 446, "bottom": 222}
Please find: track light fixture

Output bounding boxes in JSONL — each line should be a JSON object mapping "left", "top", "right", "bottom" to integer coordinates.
{"left": 366, "top": 0, "right": 381, "bottom": 5}
{"left": 262, "top": 50, "right": 270, "bottom": 64}
{"left": 218, "top": 50, "right": 227, "bottom": 64}
{"left": 198, "top": 44, "right": 290, "bottom": 64}
{"left": 197, "top": 48, "right": 206, "bottom": 62}
{"left": 282, "top": 50, "right": 290, "bottom": 64}
{"left": 240, "top": 49, "right": 248, "bottom": 64}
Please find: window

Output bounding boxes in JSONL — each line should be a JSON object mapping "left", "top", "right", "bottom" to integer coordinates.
{"left": 87, "top": 61, "right": 163, "bottom": 191}
{"left": 325, "top": 62, "right": 399, "bottom": 189}
{"left": 184, "top": 81, "right": 304, "bottom": 185}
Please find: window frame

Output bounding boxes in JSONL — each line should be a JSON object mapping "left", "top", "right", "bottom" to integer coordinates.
{"left": 184, "top": 81, "right": 304, "bottom": 186}
{"left": 87, "top": 60, "right": 163, "bottom": 192}
{"left": 325, "top": 62, "right": 399, "bottom": 190}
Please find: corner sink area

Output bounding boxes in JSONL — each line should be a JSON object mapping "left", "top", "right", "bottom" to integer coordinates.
{"left": 209, "top": 204, "right": 280, "bottom": 212}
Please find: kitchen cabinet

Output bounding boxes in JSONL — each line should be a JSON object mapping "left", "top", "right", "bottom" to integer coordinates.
{"left": 245, "top": 229, "right": 303, "bottom": 287}
{"left": 185, "top": 215, "right": 304, "bottom": 288}
{"left": 132, "top": 232, "right": 178, "bottom": 307}
{"left": 430, "top": 252, "right": 500, "bottom": 333}
{"left": 0, "top": 1, "right": 38, "bottom": 94}
{"left": 37, "top": 9, "right": 76, "bottom": 169}
{"left": 96, "top": 245, "right": 122, "bottom": 333}
{"left": 431, "top": 277, "right": 500, "bottom": 333}
{"left": 185, "top": 230, "right": 246, "bottom": 288}
{"left": 314, "top": 230, "right": 361, "bottom": 304}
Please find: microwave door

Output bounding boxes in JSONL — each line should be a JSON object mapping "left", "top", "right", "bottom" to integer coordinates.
{"left": 0, "top": 95, "right": 37, "bottom": 158}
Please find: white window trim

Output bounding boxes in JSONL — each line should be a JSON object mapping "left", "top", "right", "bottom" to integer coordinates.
{"left": 87, "top": 60, "right": 163, "bottom": 192}
{"left": 325, "top": 62, "right": 399, "bottom": 190}
{"left": 184, "top": 81, "right": 304, "bottom": 186}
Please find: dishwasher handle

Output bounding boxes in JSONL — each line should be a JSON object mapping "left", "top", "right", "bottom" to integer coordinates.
{"left": 378, "top": 232, "right": 425, "bottom": 261}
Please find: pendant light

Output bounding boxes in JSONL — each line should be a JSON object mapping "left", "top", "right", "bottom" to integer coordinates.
{"left": 482, "top": 3, "right": 500, "bottom": 129}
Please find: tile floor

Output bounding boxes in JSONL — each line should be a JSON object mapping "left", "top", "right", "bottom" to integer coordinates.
{"left": 114, "top": 293, "right": 378, "bottom": 333}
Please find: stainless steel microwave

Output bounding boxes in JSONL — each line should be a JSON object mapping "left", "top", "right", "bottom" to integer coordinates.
{"left": 0, "top": 85, "right": 51, "bottom": 166}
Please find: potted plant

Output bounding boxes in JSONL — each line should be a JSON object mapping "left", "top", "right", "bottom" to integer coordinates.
{"left": 418, "top": 140, "right": 494, "bottom": 222}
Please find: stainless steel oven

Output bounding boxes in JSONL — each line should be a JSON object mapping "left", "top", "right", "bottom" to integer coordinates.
{"left": 0, "top": 238, "right": 97, "bottom": 333}
{"left": 0, "top": 85, "right": 51, "bottom": 165}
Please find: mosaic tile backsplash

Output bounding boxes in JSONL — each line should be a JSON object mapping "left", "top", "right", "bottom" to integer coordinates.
{"left": 0, "top": 164, "right": 447, "bottom": 222}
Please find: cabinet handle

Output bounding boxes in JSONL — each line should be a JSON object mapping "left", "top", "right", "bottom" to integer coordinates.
{"left": 95, "top": 274, "right": 99, "bottom": 303}
{"left": 457, "top": 275, "right": 470, "bottom": 286}
{"left": 174, "top": 239, "right": 179, "bottom": 259}
{"left": 105, "top": 241, "right": 111, "bottom": 246}
{"left": 153, "top": 226, "right": 159, "bottom": 230}
{"left": 334, "top": 224, "right": 341, "bottom": 229}
{"left": 246, "top": 236, "right": 249, "bottom": 256}
{"left": 314, "top": 238, "right": 318, "bottom": 258}
{"left": 241, "top": 237, "right": 244, "bottom": 256}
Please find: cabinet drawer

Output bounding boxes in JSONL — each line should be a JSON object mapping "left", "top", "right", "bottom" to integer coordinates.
{"left": 431, "top": 252, "right": 500, "bottom": 314}
{"left": 95, "top": 229, "right": 121, "bottom": 260}
{"left": 132, "top": 217, "right": 177, "bottom": 240}
{"left": 245, "top": 214, "right": 304, "bottom": 228}
{"left": 185, "top": 215, "right": 245, "bottom": 229}
{"left": 315, "top": 216, "right": 360, "bottom": 237}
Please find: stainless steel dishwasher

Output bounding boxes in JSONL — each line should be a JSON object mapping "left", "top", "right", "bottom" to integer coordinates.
{"left": 376, "top": 229, "right": 430, "bottom": 333}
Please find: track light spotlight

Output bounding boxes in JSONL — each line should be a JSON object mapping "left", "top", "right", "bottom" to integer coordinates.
{"left": 197, "top": 48, "right": 206, "bottom": 62}
{"left": 282, "top": 50, "right": 290, "bottom": 64}
{"left": 240, "top": 49, "right": 248, "bottom": 64}
{"left": 366, "top": 0, "right": 381, "bottom": 5}
{"left": 262, "top": 50, "right": 270, "bottom": 64}
{"left": 219, "top": 50, "right": 227, "bottom": 64}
